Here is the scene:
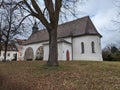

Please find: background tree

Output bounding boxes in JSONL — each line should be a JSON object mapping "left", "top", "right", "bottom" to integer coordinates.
{"left": 113, "top": 0, "right": 120, "bottom": 29}
{"left": 21, "top": 0, "right": 79, "bottom": 66}
{"left": 102, "top": 44, "right": 120, "bottom": 61}
{"left": 0, "top": 0, "right": 31, "bottom": 61}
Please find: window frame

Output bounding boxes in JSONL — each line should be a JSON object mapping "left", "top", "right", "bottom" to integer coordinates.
{"left": 8, "top": 53, "right": 10, "bottom": 57}
{"left": 81, "top": 42, "right": 85, "bottom": 54}
{"left": 91, "top": 41, "right": 95, "bottom": 53}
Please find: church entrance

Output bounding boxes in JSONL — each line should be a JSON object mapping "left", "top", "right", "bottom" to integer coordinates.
{"left": 66, "top": 50, "right": 70, "bottom": 61}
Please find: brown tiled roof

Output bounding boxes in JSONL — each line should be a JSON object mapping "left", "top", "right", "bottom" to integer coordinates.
{"left": 24, "top": 16, "right": 102, "bottom": 45}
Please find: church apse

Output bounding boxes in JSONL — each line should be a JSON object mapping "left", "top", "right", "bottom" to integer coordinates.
{"left": 24, "top": 47, "right": 34, "bottom": 61}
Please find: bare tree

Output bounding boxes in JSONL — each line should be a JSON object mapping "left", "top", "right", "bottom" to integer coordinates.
{"left": 21, "top": 0, "right": 79, "bottom": 66}
{"left": 0, "top": 0, "right": 31, "bottom": 61}
{"left": 102, "top": 44, "right": 120, "bottom": 61}
{"left": 113, "top": 0, "right": 120, "bottom": 28}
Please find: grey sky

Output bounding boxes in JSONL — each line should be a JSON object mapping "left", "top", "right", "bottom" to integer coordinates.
{"left": 76, "top": 0, "right": 120, "bottom": 48}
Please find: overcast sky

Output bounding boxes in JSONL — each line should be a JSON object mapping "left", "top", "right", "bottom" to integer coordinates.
{"left": 76, "top": 0, "right": 120, "bottom": 48}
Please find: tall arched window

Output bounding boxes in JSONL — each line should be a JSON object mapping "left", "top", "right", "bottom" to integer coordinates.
{"left": 81, "top": 42, "right": 84, "bottom": 54}
{"left": 91, "top": 41, "right": 95, "bottom": 53}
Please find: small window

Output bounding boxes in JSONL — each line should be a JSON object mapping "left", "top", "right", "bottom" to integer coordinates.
{"left": 81, "top": 42, "right": 84, "bottom": 54}
{"left": 91, "top": 41, "right": 95, "bottom": 53}
{"left": 8, "top": 53, "right": 10, "bottom": 56}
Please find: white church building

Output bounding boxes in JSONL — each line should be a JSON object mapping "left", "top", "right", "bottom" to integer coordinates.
{"left": 22, "top": 16, "right": 103, "bottom": 61}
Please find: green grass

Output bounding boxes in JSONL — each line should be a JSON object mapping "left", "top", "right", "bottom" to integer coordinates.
{"left": 0, "top": 61, "right": 120, "bottom": 90}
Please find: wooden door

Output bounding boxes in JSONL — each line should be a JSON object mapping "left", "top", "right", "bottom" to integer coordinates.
{"left": 66, "top": 50, "right": 70, "bottom": 61}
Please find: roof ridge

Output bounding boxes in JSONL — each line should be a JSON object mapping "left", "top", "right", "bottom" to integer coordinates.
{"left": 34, "top": 16, "right": 90, "bottom": 32}
{"left": 58, "top": 16, "right": 89, "bottom": 26}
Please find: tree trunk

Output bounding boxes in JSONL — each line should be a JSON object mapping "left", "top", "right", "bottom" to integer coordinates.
{"left": 3, "top": 42, "right": 8, "bottom": 62}
{"left": 47, "top": 27, "right": 58, "bottom": 66}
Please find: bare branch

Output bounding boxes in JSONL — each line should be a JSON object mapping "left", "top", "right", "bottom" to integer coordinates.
{"left": 0, "top": 0, "right": 4, "bottom": 8}
{"left": 23, "top": 0, "right": 35, "bottom": 14}
{"left": 44, "top": 0, "right": 54, "bottom": 22}
{"left": 23, "top": 0, "right": 50, "bottom": 30}
{"left": 43, "top": 7, "right": 47, "bottom": 15}
{"left": 54, "top": 0, "right": 62, "bottom": 24}
{"left": 16, "top": 14, "right": 31, "bottom": 30}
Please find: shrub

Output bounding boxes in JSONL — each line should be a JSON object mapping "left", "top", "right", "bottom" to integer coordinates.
{"left": 35, "top": 56, "right": 43, "bottom": 61}
{"left": 26, "top": 59, "right": 33, "bottom": 61}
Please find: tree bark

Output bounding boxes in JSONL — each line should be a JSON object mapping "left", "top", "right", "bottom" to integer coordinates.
{"left": 47, "top": 27, "right": 58, "bottom": 66}
{"left": 3, "top": 42, "right": 8, "bottom": 62}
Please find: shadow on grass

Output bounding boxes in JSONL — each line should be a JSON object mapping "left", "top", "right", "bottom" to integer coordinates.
{"left": 0, "top": 75, "right": 32, "bottom": 90}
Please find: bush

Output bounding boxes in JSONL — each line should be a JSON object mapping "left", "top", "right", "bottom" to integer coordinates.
{"left": 103, "top": 53, "right": 120, "bottom": 61}
{"left": 102, "top": 46, "right": 120, "bottom": 61}
{"left": 35, "top": 56, "right": 43, "bottom": 61}
{"left": 26, "top": 59, "right": 33, "bottom": 61}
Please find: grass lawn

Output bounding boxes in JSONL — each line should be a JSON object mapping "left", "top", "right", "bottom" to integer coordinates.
{"left": 0, "top": 61, "right": 120, "bottom": 90}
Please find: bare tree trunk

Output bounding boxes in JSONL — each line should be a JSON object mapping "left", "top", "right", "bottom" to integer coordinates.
{"left": 0, "top": 22, "right": 2, "bottom": 54}
{"left": 3, "top": 42, "right": 8, "bottom": 62}
{"left": 0, "top": 33, "right": 1, "bottom": 53}
{"left": 3, "top": 29, "right": 10, "bottom": 62}
{"left": 47, "top": 27, "right": 58, "bottom": 66}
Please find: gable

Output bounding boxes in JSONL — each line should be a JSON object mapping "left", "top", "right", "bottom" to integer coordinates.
{"left": 85, "top": 17, "right": 101, "bottom": 36}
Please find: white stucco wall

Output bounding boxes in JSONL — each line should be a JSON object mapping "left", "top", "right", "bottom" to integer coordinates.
{"left": 58, "top": 43, "right": 62, "bottom": 60}
{"left": 43, "top": 42, "right": 72, "bottom": 61}
{"left": 61, "top": 43, "right": 72, "bottom": 60}
{"left": 43, "top": 43, "right": 63, "bottom": 60}
{"left": 21, "top": 41, "right": 48, "bottom": 60}
{"left": 22, "top": 37, "right": 72, "bottom": 61}
{"left": 73, "top": 35, "right": 103, "bottom": 61}
{"left": 22, "top": 35, "right": 103, "bottom": 61}
{"left": 43, "top": 44, "right": 49, "bottom": 60}
{"left": 17, "top": 45, "right": 24, "bottom": 61}
{"left": 0, "top": 51, "right": 18, "bottom": 61}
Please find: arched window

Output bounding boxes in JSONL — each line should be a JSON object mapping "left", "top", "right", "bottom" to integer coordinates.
{"left": 24, "top": 47, "right": 34, "bottom": 61}
{"left": 36, "top": 46, "right": 44, "bottom": 60}
{"left": 81, "top": 42, "right": 84, "bottom": 54}
{"left": 91, "top": 41, "right": 95, "bottom": 53}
